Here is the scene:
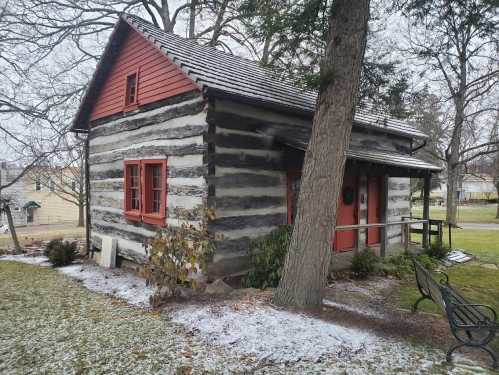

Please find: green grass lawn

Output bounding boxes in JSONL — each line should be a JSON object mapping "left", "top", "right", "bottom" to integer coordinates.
{"left": 448, "top": 229, "right": 499, "bottom": 264}
{"left": 0, "top": 227, "right": 84, "bottom": 249}
{"left": 412, "top": 204, "right": 499, "bottom": 224}
{"left": 398, "top": 227, "right": 499, "bottom": 352}
{"left": 398, "top": 264, "right": 499, "bottom": 316}
{"left": 411, "top": 228, "right": 499, "bottom": 264}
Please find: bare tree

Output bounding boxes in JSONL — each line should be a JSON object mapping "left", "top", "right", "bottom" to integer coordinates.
{"left": 399, "top": 0, "right": 499, "bottom": 226}
{"left": 492, "top": 117, "right": 499, "bottom": 218}
{"left": 27, "top": 139, "right": 86, "bottom": 227}
{"left": 274, "top": 0, "right": 370, "bottom": 308}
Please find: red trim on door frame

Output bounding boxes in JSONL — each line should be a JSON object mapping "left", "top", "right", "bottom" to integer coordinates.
{"left": 333, "top": 175, "right": 359, "bottom": 253}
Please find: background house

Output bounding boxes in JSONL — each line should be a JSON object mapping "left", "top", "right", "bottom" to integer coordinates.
{"left": 0, "top": 162, "right": 80, "bottom": 226}
{"left": 430, "top": 173, "right": 497, "bottom": 203}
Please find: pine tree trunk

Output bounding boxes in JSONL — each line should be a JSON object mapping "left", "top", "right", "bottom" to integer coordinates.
{"left": 273, "top": 0, "right": 370, "bottom": 309}
{"left": 5, "top": 204, "right": 21, "bottom": 253}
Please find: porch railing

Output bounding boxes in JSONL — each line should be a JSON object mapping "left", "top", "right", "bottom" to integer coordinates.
{"left": 335, "top": 219, "right": 430, "bottom": 255}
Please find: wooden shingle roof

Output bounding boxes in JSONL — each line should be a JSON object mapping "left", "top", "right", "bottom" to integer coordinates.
{"left": 124, "top": 14, "right": 428, "bottom": 140}
{"left": 72, "top": 13, "right": 428, "bottom": 141}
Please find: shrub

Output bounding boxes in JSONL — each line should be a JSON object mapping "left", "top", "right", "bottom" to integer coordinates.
{"left": 44, "top": 239, "right": 77, "bottom": 267}
{"left": 141, "top": 208, "right": 216, "bottom": 306}
{"left": 381, "top": 252, "right": 438, "bottom": 278}
{"left": 381, "top": 253, "right": 413, "bottom": 278}
{"left": 351, "top": 248, "right": 378, "bottom": 279}
{"left": 425, "top": 241, "right": 451, "bottom": 259}
{"left": 244, "top": 225, "right": 292, "bottom": 289}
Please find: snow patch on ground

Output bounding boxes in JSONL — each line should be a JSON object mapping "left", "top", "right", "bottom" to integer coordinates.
{"left": 0, "top": 254, "right": 50, "bottom": 266}
{"left": 170, "top": 304, "right": 373, "bottom": 363}
{"left": 0, "top": 255, "right": 153, "bottom": 307}
{"left": 58, "top": 264, "right": 153, "bottom": 307}
{"left": 170, "top": 304, "right": 490, "bottom": 374}
{"left": 323, "top": 298, "right": 384, "bottom": 319}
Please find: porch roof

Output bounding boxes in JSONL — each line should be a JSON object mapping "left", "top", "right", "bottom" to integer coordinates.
{"left": 265, "top": 128, "right": 441, "bottom": 173}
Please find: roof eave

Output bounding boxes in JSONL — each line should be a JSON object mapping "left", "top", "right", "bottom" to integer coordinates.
{"left": 70, "top": 16, "right": 129, "bottom": 132}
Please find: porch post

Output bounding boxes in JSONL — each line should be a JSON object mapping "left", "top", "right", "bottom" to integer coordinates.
{"left": 380, "top": 173, "right": 389, "bottom": 257}
{"left": 422, "top": 173, "right": 431, "bottom": 249}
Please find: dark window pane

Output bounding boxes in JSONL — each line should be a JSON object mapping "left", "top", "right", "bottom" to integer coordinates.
{"left": 153, "top": 190, "right": 161, "bottom": 213}
{"left": 126, "top": 73, "right": 137, "bottom": 105}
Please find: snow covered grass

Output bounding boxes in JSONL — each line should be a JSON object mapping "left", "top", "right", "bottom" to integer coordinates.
{"left": 58, "top": 263, "right": 153, "bottom": 307}
{"left": 0, "top": 254, "right": 50, "bottom": 266}
{"left": 1, "top": 256, "right": 495, "bottom": 374}
{"left": 0, "top": 261, "right": 258, "bottom": 374}
{"left": 171, "top": 304, "right": 373, "bottom": 363}
{"left": 0, "top": 255, "right": 153, "bottom": 307}
{"left": 170, "top": 303, "right": 493, "bottom": 374}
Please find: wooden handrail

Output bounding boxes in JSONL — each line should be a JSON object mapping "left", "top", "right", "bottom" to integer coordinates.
{"left": 336, "top": 219, "right": 427, "bottom": 231}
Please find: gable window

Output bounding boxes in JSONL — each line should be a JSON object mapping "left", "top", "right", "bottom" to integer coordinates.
{"left": 35, "top": 177, "right": 41, "bottom": 192}
{"left": 124, "top": 159, "right": 167, "bottom": 226}
{"left": 124, "top": 69, "right": 139, "bottom": 109}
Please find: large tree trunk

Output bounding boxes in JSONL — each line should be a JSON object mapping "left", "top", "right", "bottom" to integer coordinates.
{"left": 4, "top": 204, "right": 21, "bottom": 253}
{"left": 274, "top": 0, "right": 370, "bottom": 308}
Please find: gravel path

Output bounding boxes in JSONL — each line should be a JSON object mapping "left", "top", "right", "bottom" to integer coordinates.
{"left": 0, "top": 260, "right": 495, "bottom": 374}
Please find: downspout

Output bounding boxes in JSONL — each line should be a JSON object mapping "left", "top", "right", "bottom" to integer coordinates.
{"left": 411, "top": 139, "right": 427, "bottom": 154}
{"left": 75, "top": 131, "right": 92, "bottom": 259}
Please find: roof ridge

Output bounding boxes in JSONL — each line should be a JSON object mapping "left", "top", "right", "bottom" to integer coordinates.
{"left": 122, "top": 13, "right": 318, "bottom": 97}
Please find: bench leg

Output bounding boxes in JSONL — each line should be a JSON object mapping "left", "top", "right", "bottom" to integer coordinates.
{"left": 447, "top": 342, "right": 498, "bottom": 369}
{"left": 479, "top": 345, "right": 498, "bottom": 369}
{"left": 412, "top": 295, "right": 428, "bottom": 313}
{"left": 446, "top": 342, "right": 465, "bottom": 362}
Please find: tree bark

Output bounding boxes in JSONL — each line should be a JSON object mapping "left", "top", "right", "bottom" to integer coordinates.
{"left": 188, "top": 0, "right": 197, "bottom": 39}
{"left": 78, "top": 199, "right": 85, "bottom": 227}
{"left": 496, "top": 183, "right": 499, "bottom": 219}
{"left": 208, "top": 0, "right": 229, "bottom": 47}
{"left": 273, "top": 0, "right": 370, "bottom": 309}
{"left": 4, "top": 204, "right": 21, "bottom": 253}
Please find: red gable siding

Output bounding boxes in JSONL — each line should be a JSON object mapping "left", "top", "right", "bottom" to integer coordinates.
{"left": 90, "top": 29, "right": 198, "bottom": 122}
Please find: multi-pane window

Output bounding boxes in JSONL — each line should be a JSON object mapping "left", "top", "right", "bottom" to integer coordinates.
{"left": 125, "top": 70, "right": 138, "bottom": 107}
{"left": 35, "top": 177, "right": 41, "bottom": 192}
{"left": 150, "top": 165, "right": 162, "bottom": 214}
{"left": 124, "top": 160, "right": 167, "bottom": 226}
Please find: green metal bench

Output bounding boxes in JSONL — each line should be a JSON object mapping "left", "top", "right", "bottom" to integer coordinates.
{"left": 412, "top": 257, "right": 498, "bottom": 369}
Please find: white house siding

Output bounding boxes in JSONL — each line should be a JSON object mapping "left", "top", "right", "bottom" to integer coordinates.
{"left": 88, "top": 94, "right": 209, "bottom": 263}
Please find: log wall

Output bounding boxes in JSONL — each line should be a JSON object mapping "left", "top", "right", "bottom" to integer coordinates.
{"left": 88, "top": 94, "right": 208, "bottom": 263}
{"left": 207, "top": 99, "right": 414, "bottom": 276}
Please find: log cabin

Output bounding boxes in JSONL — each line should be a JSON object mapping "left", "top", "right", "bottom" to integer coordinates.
{"left": 71, "top": 14, "right": 441, "bottom": 278}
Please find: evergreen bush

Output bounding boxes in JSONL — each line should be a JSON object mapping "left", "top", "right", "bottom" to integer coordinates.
{"left": 244, "top": 225, "right": 292, "bottom": 289}
{"left": 44, "top": 239, "right": 77, "bottom": 267}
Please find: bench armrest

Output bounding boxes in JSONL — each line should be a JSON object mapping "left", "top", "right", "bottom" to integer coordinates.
{"left": 433, "top": 270, "right": 449, "bottom": 285}
{"left": 449, "top": 303, "right": 497, "bottom": 324}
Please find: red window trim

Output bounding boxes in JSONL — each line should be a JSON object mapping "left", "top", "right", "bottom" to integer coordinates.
{"left": 142, "top": 159, "right": 167, "bottom": 226}
{"left": 123, "top": 67, "right": 140, "bottom": 112}
{"left": 286, "top": 170, "right": 301, "bottom": 225}
{"left": 123, "top": 159, "right": 168, "bottom": 226}
{"left": 124, "top": 160, "right": 141, "bottom": 221}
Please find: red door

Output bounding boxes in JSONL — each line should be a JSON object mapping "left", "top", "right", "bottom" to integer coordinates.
{"left": 334, "top": 175, "right": 358, "bottom": 252}
{"left": 367, "top": 177, "right": 381, "bottom": 245}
